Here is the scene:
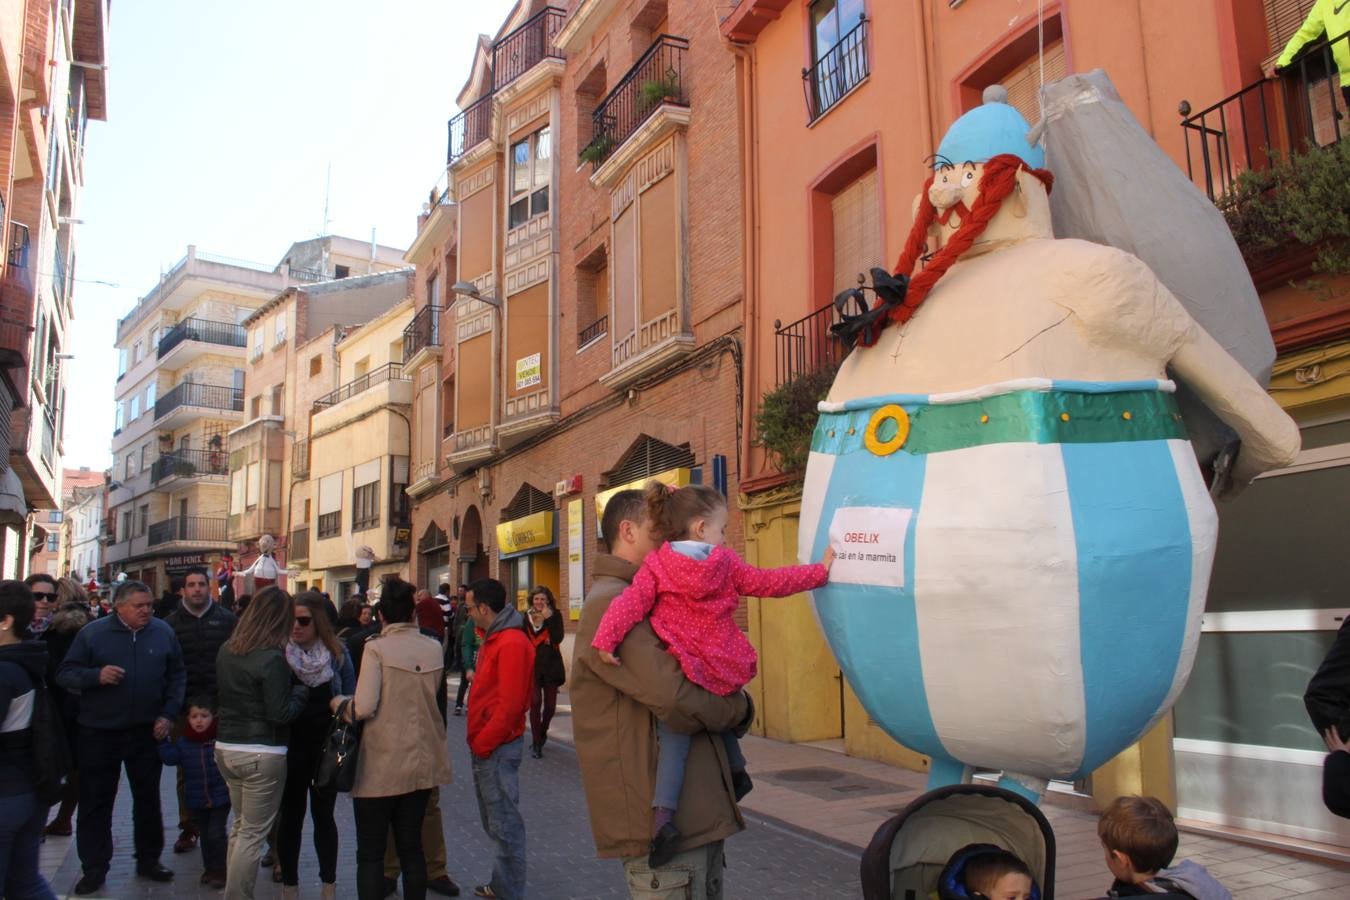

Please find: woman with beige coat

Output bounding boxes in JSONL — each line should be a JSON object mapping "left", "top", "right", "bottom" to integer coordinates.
{"left": 329, "top": 577, "right": 451, "bottom": 900}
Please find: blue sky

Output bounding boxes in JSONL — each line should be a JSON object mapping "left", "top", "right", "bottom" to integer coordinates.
{"left": 66, "top": 0, "right": 516, "bottom": 469}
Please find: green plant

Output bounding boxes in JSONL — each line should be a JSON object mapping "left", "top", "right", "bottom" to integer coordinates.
{"left": 638, "top": 76, "right": 681, "bottom": 111}
{"left": 755, "top": 362, "right": 840, "bottom": 473}
{"left": 1220, "top": 138, "right": 1350, "bottom": 276}
{"left": 579, "top": 134, "right": 614, "bottom": 165}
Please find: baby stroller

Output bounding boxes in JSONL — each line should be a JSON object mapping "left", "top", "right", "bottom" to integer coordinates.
{"left": 860, "top": 784, "right": 1057, "bottom": 900}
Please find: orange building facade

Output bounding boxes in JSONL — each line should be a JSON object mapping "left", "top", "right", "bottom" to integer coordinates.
{"left": 407, "top": 0, "right": 746, "bottom": 623}
{"left": 729, "top": 0, "right": 1349, "bottom": 853}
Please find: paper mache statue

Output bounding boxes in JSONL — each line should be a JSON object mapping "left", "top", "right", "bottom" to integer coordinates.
{"left": 799, "top": 83, "right": 1301, "bottom": 800}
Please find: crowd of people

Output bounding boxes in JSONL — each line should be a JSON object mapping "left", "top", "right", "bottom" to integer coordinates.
{"left": 0, "top": 479, "right": 1342, "bottom": 899}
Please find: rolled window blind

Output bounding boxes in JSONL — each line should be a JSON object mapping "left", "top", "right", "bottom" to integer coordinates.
{"left": 319, "top": 472, "right": 343, "bottom": 514}
{"left": 354, "top": 459, "right": 381, "bottom": 488}
{"left": 393, "top": 456, "right": 409, "bottom": 484}
{"left": 831, "top": 169, "right": 882, "bottom": 297}
{"left": 1264, "top": 0, "right": 1319, "bottom": 64}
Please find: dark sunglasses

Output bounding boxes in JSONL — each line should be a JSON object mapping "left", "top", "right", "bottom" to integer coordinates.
{"left": 32, "top": 591, "right": 56, "bottom": 599}
{"left": 294, "top": 616, "right": 313, "bottom": 626}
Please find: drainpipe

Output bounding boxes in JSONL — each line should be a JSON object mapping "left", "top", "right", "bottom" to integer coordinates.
{"left": 726, "top": 38, "right": 759, "bottom": 488}
{"left": 912, "top": 0, "right": 936, "bottom": 160}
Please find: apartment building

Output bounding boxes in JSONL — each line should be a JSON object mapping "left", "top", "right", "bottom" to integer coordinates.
{"left": 294, "top": 299, "right": 414, "bottom": 600}
{"left": 726, "top": 0, "right": 1348, "bottom": 853}
{"left": 406, "top": 0, "right": 744, "bottom": 618}
{"left": 60, "top": 465, "right": 105, "bottom": 581}
{"left": 0, "top": 0, "right": 108, "bottom": 577}
{"left": 226, "top": 267, "right": 412, "bottom": 590}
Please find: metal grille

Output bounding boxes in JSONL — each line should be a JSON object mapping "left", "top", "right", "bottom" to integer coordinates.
{"left": 500, "top": 483, "right": 554, "bottom": 521}
{"left": 603, "top": 436, "right": 696, "bottom": 487}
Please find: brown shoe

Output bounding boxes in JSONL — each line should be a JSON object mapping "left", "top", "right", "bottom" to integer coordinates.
{"left": 45, "top": 818, "right": 72, "bottom": 837}
{"left": 173, "top": 830, "right": 197, "bottom": 853}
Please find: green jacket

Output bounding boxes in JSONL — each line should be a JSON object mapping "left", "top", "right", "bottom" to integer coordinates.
{"left": 460, "top": 620, "right": 483, "bottom": 671}
{"left": 1278, "top": 0, "right": 1350, "bottom": 79}
{"left": 215, "top": 646, "right": 308, "bottom": 747}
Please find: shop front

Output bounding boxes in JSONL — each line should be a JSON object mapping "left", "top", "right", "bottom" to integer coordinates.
{"left": 593, "top": 467, "right": 692, "bottom": 542}
{"left": 496, "top": 510, "right": 560, "bottom": 610}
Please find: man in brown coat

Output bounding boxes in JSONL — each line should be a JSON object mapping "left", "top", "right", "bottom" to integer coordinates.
{"left": 571, "top": 489, "right": 752, "bottom": 899}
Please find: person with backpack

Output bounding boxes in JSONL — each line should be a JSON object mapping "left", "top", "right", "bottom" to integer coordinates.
{"left": 0, "top": 579, "right": 62, "bottom": 899}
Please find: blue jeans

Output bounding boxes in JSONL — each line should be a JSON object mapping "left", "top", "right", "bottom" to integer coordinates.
{"left": 653, "top": 724, "right": 745, "bottom": 811}
{"left": 0, "top": 790, "right": 57, "bottom": 899}
{"left": 471, "top": 737, "right": 526, "bottom": 900}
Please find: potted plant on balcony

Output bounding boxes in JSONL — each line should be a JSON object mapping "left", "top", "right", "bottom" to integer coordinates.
{"left": 638, "top": 75, "right": 681, "bottom": 115}
{"left": 579, "top": 133, "right": 615, "bottom": 165}
{"left": 1219, "top": 139, "right": 1350, "bottom": 286}
{"left": 755, "top": 362, "right": 840, "bottom": 474}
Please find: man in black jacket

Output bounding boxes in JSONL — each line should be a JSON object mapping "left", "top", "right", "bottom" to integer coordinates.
{"left": 57, "top": 580, "right": 186, "bottom": 895}
{"left": 1307, "top": 617, "right": 1350, "bottom": 818}
{"left": 164, "top": 567, "right": 236, "bottom": 853}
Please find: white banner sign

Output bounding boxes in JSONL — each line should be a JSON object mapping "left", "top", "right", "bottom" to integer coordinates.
{"left": 827, "top": 506, "right": 912, "bottom": 588}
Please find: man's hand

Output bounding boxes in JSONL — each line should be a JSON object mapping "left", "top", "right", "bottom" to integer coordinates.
{"left": 98, "top": 665, "right": 125, "bottom": 686}
{"left": 598, "top": 649, "right": 621, "bottom": 667}
{"left": 466, "top": 668, "right": 474, "bottom": 683}
{"left": 1325, "top": 726, "right": 1349, "bottom": 754}
{"left": 152, "top": 717, "right": 172, "bottom": 741}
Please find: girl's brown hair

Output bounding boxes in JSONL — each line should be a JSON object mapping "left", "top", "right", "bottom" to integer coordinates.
{"left": 55, "top": 577, "right": 89, "bottom": 608}
{"left": 225, "top": 586, "right": 294, "bottom": 656}
{"left": 294, "top": 590, "right": 345, "bottom": 661}
{"left": 643, "top": 480, "right": 727, "bottom": 543}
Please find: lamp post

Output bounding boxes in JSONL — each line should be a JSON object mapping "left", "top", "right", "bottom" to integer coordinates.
{"left": 450, "top": 281, "right": 503, "bottom": 310}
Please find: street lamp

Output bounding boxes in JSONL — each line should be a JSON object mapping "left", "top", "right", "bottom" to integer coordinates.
{"left": 451, "top": 281, "right": 503, "bottom": 310}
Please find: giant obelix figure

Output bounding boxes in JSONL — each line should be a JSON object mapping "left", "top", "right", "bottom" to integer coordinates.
{"left": 798, "top": 92, "right": 1301, "bottom": 799}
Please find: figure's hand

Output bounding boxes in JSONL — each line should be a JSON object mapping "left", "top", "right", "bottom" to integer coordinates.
{"left": 329, "top": 695, "right": 346, "bottom": 714}
{"left": 98, "top": 665, "right": 125, "bottom": 686}
{"left": 821, "top": 547, "right": 836, "bottom": 571}
{"left": 1325, "top": 726, "right": 1349, "bottom": 754}
{"left": 153, "top": 717, "right": 172, "bottom": 741}
{"left": 598, "top": 650, "right": 621, "bottom": 667}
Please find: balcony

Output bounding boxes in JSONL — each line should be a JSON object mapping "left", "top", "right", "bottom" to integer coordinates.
{"left": 312, "top": 362, "right": 409, "bottom": 413}
{"left": 804, "top": 14, "right": 869, "bottom": 124}
{"left": 154, "top": 382, "right": 245, "bottom": 431}
{"left": 578, "top": 314, "right": 607, "bottom": 348}
{"left": 1180, "top": 31, "right": 1347, "bottom": 202}
{"left": 585, "top": 35, "right": 690, "bottom": 177}
{"left": 289, "top": 525, "right": 309, "bottom": 563}
{"left": 157, "top": 317, "right": 247, "bottom": 365}
{"left": 0, "top": 222, "right": 32, "bottom": 371}
{"left": 774, "top": 302, "right": 844, "bottom": 387}
{"left": 52, "top": 251, "right": 68, "bottom": 313}
{"left": 292, "top": 438, "right": 310, "bottom": 480}
{"left": 150, "top": 447, "right": 229, "bottom": 485}
{"left": 492, "top": 6, "right": 565, "bottom": 94}
{"left": 403, "top": 304, "right": 443, "bottom": 370}
{"left": 448, "top": 94, "right": 493, "bottom": 167}
{"left": 446, "top": 424, "right": 496, "bottom": 472}
{"left": 147, "top": 516, "right": 228, "bottom": 548}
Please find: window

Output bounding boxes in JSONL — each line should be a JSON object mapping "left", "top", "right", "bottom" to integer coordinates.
{"left": 576, "top": 245, "right": 609, "bottom": 346}
{"left": 46, "top": 534, "right": 59, "bottom": 553}
{"left": 267, "top": 461, "right": 282, "bottom": 509}
{"left": 146, "top": 382, "right": 156, "bottom": 409}
{"left": 140, "top": 443, "right": 149, "bottom": 468}
{"left": 309, "top": 355, "right": 322, "bottom": 377}
{"left": 252, "top": 329, "right": 263, "bottom": 360}
{"left": 137, "top": 504, "right": 148, "bottom": 536}
{"left": 230, "top": 469, "right": 245, "bottom": 515}
{"left": 831, "top": 169, "right": 882, "bottom": 296}
{"left": 250, "top": 396, "right": 262, "bottom": 419}
{"left": 318, "top": 472, "right": 343, "bottom": 538}
{"left": 48, "top": 510, "right": 62, "bottom": 523}
{"left": 148, "top": 327, "right": 158, "bottom": 348}
{"left": 129, "top": 395, "right": 140, "bottom": 420}
{"left": 427, "top": 273, "right": 439, "bottom": 309}
{"left": 509, "top": 127, "right": 551, "bottom": 229}
{"left": 118, "top": 348, "right": 128, "bottom": 376}
{"left": 246, "top": 462, "right": 260, "bottom": 509}
{"left": 997, "top": 40, "right": 1066, "bottom": 125}
{"left": 807, "top": 0, "right": 868, "bottom": 121}
{"left": 334, "top": 264, "right": 350, "bottom": 279}
{"left": 352, "top": 458, "right": 381, "bottom": 531}
{"left": 132, "top": 341, "right": 142, "bottom": 364}
{"left": 274, "top": 314, "right": 287, "bottom": 346}
{"left": 121, "top": 510, "right": 132, "bottom": 541}
{"left": 114, "top": 402, "right": 124, "bottom": 432}
{"left": 123, "top": 453, "right": 134, "bottom": 479}
{"left": 391, "top": 456, "right": 410, "bottom": 526}
{"left": 441, "top": 376, "right": 455, "bottom": 439}
{"left": 270, "top": 385, "right": 283, "bottom": 417}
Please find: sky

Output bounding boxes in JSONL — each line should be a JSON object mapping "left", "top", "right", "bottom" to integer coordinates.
{"left": 64, "top": 0, "right": 517, "bottom": 470}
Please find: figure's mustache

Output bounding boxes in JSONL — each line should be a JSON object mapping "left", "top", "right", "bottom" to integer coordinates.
{"left": 937, "top": 200, "right": 970, "bottom": 228}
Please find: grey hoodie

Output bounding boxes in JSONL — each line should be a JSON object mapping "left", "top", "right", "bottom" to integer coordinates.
{"left": 1150, "top": 860, "right": 1233, "bottom": 900}
{"left": 485, "top": 604, "right": 523, "bottom": 638}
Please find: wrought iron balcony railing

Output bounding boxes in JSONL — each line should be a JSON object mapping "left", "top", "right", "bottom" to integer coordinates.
{"left": 403, "top": 304, "right": 443, "bottom": 361}
{"left": 586, "top": 35, "right": 690, "bottom": 170}
{"left": 312, "top": 362, "right": 408, "bottom": 412}
{"left": 448, "top": 94, "right": 494, "bottom": 166}
{"left": 8, "top": 222, "right": 29, "bottom": 268}
{"left": 150, "top": 447, "right": 229, "bottom": 484}
{"left": 1180, "top": 31, "right": 1348, "bottom": 202}
{"left": 578, "top": 314, "right": 607, "bottom": 347}
{"left": 154, "top": 382, "right": 245, "bottom": 419}
{"left": 803, "top": 15, "right": 869, "bottom": 123}
{"left": 52, "top": 251, "right": 68, "bottom": 310}
{"left": 774, "top": 302, "right": 844, "bottom": 387}
{"left": 148, "top": 516, "right": 228, "bottom": 546}
{"left": 157, "top": 317, "right": 247, "bottom": 359}
{"left": 292, "top": 438, "right": 310, "bottom": 479}
{"left": 492, "top": 6, "right": 565, "bottom": 92}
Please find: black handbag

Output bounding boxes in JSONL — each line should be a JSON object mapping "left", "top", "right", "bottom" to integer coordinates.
{"left": 313, "top": 698, "right": 362, "bottom": 793}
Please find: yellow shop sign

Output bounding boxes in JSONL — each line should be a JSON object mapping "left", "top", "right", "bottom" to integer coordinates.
{"left": 496, "top": 511, "right": 555, "bottom": 556}
{"left": 594, "top": 467, "right": 692, "bottom": 537}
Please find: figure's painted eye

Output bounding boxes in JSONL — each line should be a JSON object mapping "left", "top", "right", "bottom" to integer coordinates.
{"left": 962, "top": 170, "right": 975, "bottom": 186}
{"left": 940, "top": 174, "right": 949, "bottom": 184}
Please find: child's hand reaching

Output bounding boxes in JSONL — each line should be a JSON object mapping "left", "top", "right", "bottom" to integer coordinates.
{"left": 598, "top": 649, "right": 621, "bottom": 666}
{"left": 821, "top": 546, "right": 836, "bottom": 571}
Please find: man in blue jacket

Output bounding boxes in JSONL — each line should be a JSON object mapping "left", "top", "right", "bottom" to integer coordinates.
{"left": 57, "top": 579, "right": 187, "bottom": 895}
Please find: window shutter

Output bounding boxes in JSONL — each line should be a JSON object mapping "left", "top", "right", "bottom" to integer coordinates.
{"left": 246, "top": 462, "right": 260, "bottom": 506}
{"left": 319, "top": 473, "right": 343, "bottom": 514}
{"left": 266, "top": 461, "right": 282, "bottom": 509}
{"left": 999, "top": 40, "right": 1066, "bottom": 125}
{"left": 1263, "top": 0, "right": 1320, "bottom": 67}
{"left": 831, "top": 169, "right": 882, "bottom": 297}
{"left": 230, "top": 470, "right": 245, "bottom": 515}
{"left": 354, "top": 459, "right": 382, "bottom": 488}
{"left": 393, "top": 456, "right": 409, "bottom": 484}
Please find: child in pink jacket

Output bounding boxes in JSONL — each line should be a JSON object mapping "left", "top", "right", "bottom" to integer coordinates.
{"left": 593, "top": 480, "right": 834, "bottom": 867}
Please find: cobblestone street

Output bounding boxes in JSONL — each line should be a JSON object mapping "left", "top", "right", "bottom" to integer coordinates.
{"left": 38, "top": 702, "right": 861, "bottom": 898}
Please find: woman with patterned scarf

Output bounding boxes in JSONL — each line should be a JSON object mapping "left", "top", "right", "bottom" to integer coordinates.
{"left": 275, "top": 591, "right": 355, "bottom": 899}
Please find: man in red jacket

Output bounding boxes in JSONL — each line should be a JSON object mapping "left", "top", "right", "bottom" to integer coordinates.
{"left": 464, "top": 578, "right": 532, "bottom": 900}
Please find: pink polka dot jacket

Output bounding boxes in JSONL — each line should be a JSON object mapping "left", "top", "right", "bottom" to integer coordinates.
{"left": 591, "top": 543, "right": 830, "bottom": 696}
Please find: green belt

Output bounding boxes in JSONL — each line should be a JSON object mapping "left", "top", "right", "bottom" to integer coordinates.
{"left": 811, "top": 389, "right": 1186, "bottom": 457}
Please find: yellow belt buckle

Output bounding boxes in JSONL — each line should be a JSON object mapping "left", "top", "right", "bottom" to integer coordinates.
{"left": 864, "top": 404, "right": 910, "bottom": 456}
